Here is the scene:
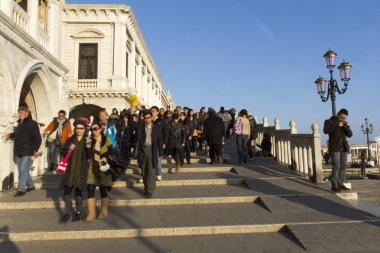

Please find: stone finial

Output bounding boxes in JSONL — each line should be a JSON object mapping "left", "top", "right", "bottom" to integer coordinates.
{"left": 274, "top": 118, "right": 280, "bottom": 130}
{"left": 263, "top": 117, "right": 268, "bottom": 127}
{"left": 290, "top": 120, "right": 297, "bottom": 134}
{"left": 312, "top": 123, "right": 320, "bottom": 136}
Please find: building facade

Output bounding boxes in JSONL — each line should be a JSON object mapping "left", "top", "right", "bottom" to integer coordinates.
{"left": 0, "top": 0, "right": 174, "bottom": 190}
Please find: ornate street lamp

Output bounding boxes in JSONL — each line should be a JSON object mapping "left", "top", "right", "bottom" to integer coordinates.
{"left": 361, "top": 118, "right": 374, "bottom": 161}
{"left": 314, "top": 49, "right": 352, "bottom": 116}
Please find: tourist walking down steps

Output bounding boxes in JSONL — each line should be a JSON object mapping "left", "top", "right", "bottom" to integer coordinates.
{"left": 204, "top": 109, "right": 225, "bottom": 164}
{"left": 4, "top": 106, "right": 42, "bottom": 197}
{"left": 234, "top": 109, "right": 251, "bottom": 164}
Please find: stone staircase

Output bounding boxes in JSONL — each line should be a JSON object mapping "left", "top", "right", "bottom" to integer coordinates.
{"left": 1, "top": 139, "right": 380, "bottom": 253}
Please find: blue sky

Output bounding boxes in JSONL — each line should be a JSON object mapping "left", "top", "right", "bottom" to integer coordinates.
{"left": 69, "top": 0, "right": 380, "bottom": 144}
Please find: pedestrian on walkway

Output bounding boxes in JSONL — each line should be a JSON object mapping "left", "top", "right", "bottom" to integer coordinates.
{"left": 60, "top": 119, "right": 92, "bottom": 223}
{"left": 181, "top": 112, "right": 191, "bottom": 165}
{"left": 5, "top": 107, "right": 42, "bottom": 197}
{"left": 99, "top": 109, "right": 117, "bottom": 148}
{"left": 86, "top": 121, "right": 114, "bottom": 222}
{"left": 167, "top": 114, "right": 185, "bottom": 173}
{"left": 137, "top": 110, "right": 164, "bottom": 198}
{"left": 217, "top": 106, "right": 232, "bottom": 138}
{"left": 234, "top": 109, "right": 250, "bottom": 164}
{"left": 204, "top": 109, "right": 225, "bottom": 164}
{"left": 151, "top": 106, "right": 169, "bottom": 181}
{"left": 323, "top": 108, "right": 353, "bottom": 192}
{"left": 119, "top": 115, "right": 132, "bottom": 161}
{"left": 247, "top": 115, "right": 258, "bottom": 160}
{"left": 44, "top": 110, "right": 72, "bottom": 172}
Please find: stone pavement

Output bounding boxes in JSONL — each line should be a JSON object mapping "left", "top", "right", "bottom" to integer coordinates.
{"left": 1, "top": 138, "right": 380, "bottom": 253}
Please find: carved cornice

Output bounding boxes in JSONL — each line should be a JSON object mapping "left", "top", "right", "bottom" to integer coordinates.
{"left": 0, "top": 11, "right": 68, "bottom": 76}
{"left": 63, "top": 5, "right": 129, "bottom": 18}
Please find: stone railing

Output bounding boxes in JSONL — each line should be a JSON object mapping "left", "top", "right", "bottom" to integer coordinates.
{"left": 13, "top": 2, "right": 30, "bottom": 32}
{"left": 37, "top": 27, "right": 49, "bottom": 49}
{"left": 253, "top": 117, "right": 323, "bottom": 183}
{"left": 76, "top": 79, "right": 98, "bottom": 88}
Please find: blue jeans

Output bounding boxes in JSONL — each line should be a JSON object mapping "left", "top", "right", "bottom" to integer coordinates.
{"left": 16, "top": 156, "right": 35, "bottom": 192}
{"left": 236, "top": 135, "right": 249, "bottom": 163}
{"left": 156, "top": 147, "right": 162, "bottom": 176}
{"left": 331, "top": 152, "right": 348, "bottom": 187}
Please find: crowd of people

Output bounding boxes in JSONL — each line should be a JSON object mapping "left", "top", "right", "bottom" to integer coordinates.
{"left": 4, "top": 105, "right": 272, "bottom": 223}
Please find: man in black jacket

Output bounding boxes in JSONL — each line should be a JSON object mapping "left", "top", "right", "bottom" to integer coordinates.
{"left": 204, "top": 109, "right": 225, "bottom": 164}
{"left": 151, "top": 106, "right": 168, "bottom": 181}
{"left": 6, "top": 107, "right": 42, "bottom": 197}
{"left": 137, "top": 110, "right": 163, "bottom": 198}
{"left": 323, "top": 108, "right": 353, "bottom": 192}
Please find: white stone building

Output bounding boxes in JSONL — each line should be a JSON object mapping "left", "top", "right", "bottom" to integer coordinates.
{"left": 0, "top": 0, "right": 174, "bottom": 190}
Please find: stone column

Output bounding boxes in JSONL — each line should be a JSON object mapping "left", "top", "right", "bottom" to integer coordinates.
{"left": 0, "top": 0, "right": 14, "bottom": 18}
{"left": 135, "top": 55, "right": 142, "bottom": 102}
{"left": 112, "top": 22, "right": 127, "bottom": 88}
{"left": 127, "top": 42, "right": 136, "bottom": 91}
{"left": 46, "top": 0, "right": 63, "bottom": 57}
{"left": 27, "top": 0, "right": 39, "bottom": 40}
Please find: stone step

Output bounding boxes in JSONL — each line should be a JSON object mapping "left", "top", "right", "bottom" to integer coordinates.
{"left": 24, "top": 171, "right": 245, "bottom": 190}
{"left": 124, "top": 166, "right": 235, "bottom": 174}
{"left": 0, "top": 203, "right": 281, "bottom": 237}
{"left": 0, "top": 184, "right": 255, "bottom": 209}
{"left": 0, "top": 224, "right": 285, "bottom": 242}
{"left": 0, "top": 232, "right": 306, "bottom": 253}
{"left": 129, "top": 157, "right": 212, "bottom": 165}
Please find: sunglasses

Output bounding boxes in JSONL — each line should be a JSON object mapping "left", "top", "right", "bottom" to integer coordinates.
{"left": 58, "top": 114, "right": 65, "bottom": 118}
{"left": 76, "top": 127, "right": 85, "bottom": 130}
{"left": 91, "top": 127, "right": 100, "bottom": 131}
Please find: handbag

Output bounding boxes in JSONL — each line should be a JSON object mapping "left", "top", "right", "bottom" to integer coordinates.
{"left": 57, "top": 143, "right": 75, "bottom": 174}
{"left": 103, "top": 148, "right": 129, "bottom": 181}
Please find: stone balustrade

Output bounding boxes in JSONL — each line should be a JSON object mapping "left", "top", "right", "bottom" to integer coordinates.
{"left": 253, "top": 117, "right": 323, "bottom": 183}
{"left": 13, "top": 2, "right": 30, "bottom": 32}
{"left": 37, "top": 27, "right": 49, "bottom": 49}
{"left": 76, "top": 79, "right": 98, "bottom": 89}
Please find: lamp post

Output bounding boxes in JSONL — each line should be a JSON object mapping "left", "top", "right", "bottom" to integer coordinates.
{"left": 361, "top": 118, "right": 374, "bottom": 161}
{"left": 314, "top": 49, "right": 352, "bottom": 116}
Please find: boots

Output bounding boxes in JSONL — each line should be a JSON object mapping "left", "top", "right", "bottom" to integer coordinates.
{"left": 98, "top": 198, "right": 109, "bottom": 220}
{"left": 85, "top": 198, "right": 96, "bottom": 222}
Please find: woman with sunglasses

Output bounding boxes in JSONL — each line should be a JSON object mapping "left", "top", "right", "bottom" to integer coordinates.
{"left": 86, "top": 121, "right": 114, "bottom": 222}
{"left": 60, "top": 119, "right": 92, "bottom": 223}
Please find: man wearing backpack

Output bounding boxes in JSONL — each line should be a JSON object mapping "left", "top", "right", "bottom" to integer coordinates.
{"left": 234, "top": 109, "right": 250, "bottom": 164}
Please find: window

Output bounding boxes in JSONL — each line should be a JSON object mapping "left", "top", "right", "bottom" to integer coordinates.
{"left": 78, "top": 43, "right": 98, "bottom": 79}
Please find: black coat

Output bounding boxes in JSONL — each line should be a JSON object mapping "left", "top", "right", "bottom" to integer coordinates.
{"left": 168, "top": 123, "right": 185, "bottom": 149}
{"left": 11, "top": 115, "right": 42, "bottom": 156}
{"left": 60, "top": 135, "right": 93, "bottom": 192}
{"left": 204, "top": 116, "right": 225, "bottom": 145}
{"left": 323, "top": 116, "right": 353, "bottom": 153}
{"left": 153, "top": 117, "right": 169, "bottom": 146}
{"left": 137, "top": 123, "right": 163, "bottom": 169}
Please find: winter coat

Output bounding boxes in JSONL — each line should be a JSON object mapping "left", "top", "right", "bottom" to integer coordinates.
{"left": 203, "top": 116, "right": 225, "bottom": 145}
{"left": 153, "top": 117, "right": 169, "bottom": 146}
{"left": 323, "top": 116, "right": 353, "bottom": 153}
{"left": 168, "top": 123, "right": 185, "bottom": 149}
{"left": 44, "top": 117, "right": 72, "bottom": 145}
{"left": 60, "top": 135, "right": 92, "bottom": 192}
{"left": 137, "top": 123, "right": 164, "bottom": 169}
{"left": 11, "top": 115, "right": 42, "bottom": 157}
